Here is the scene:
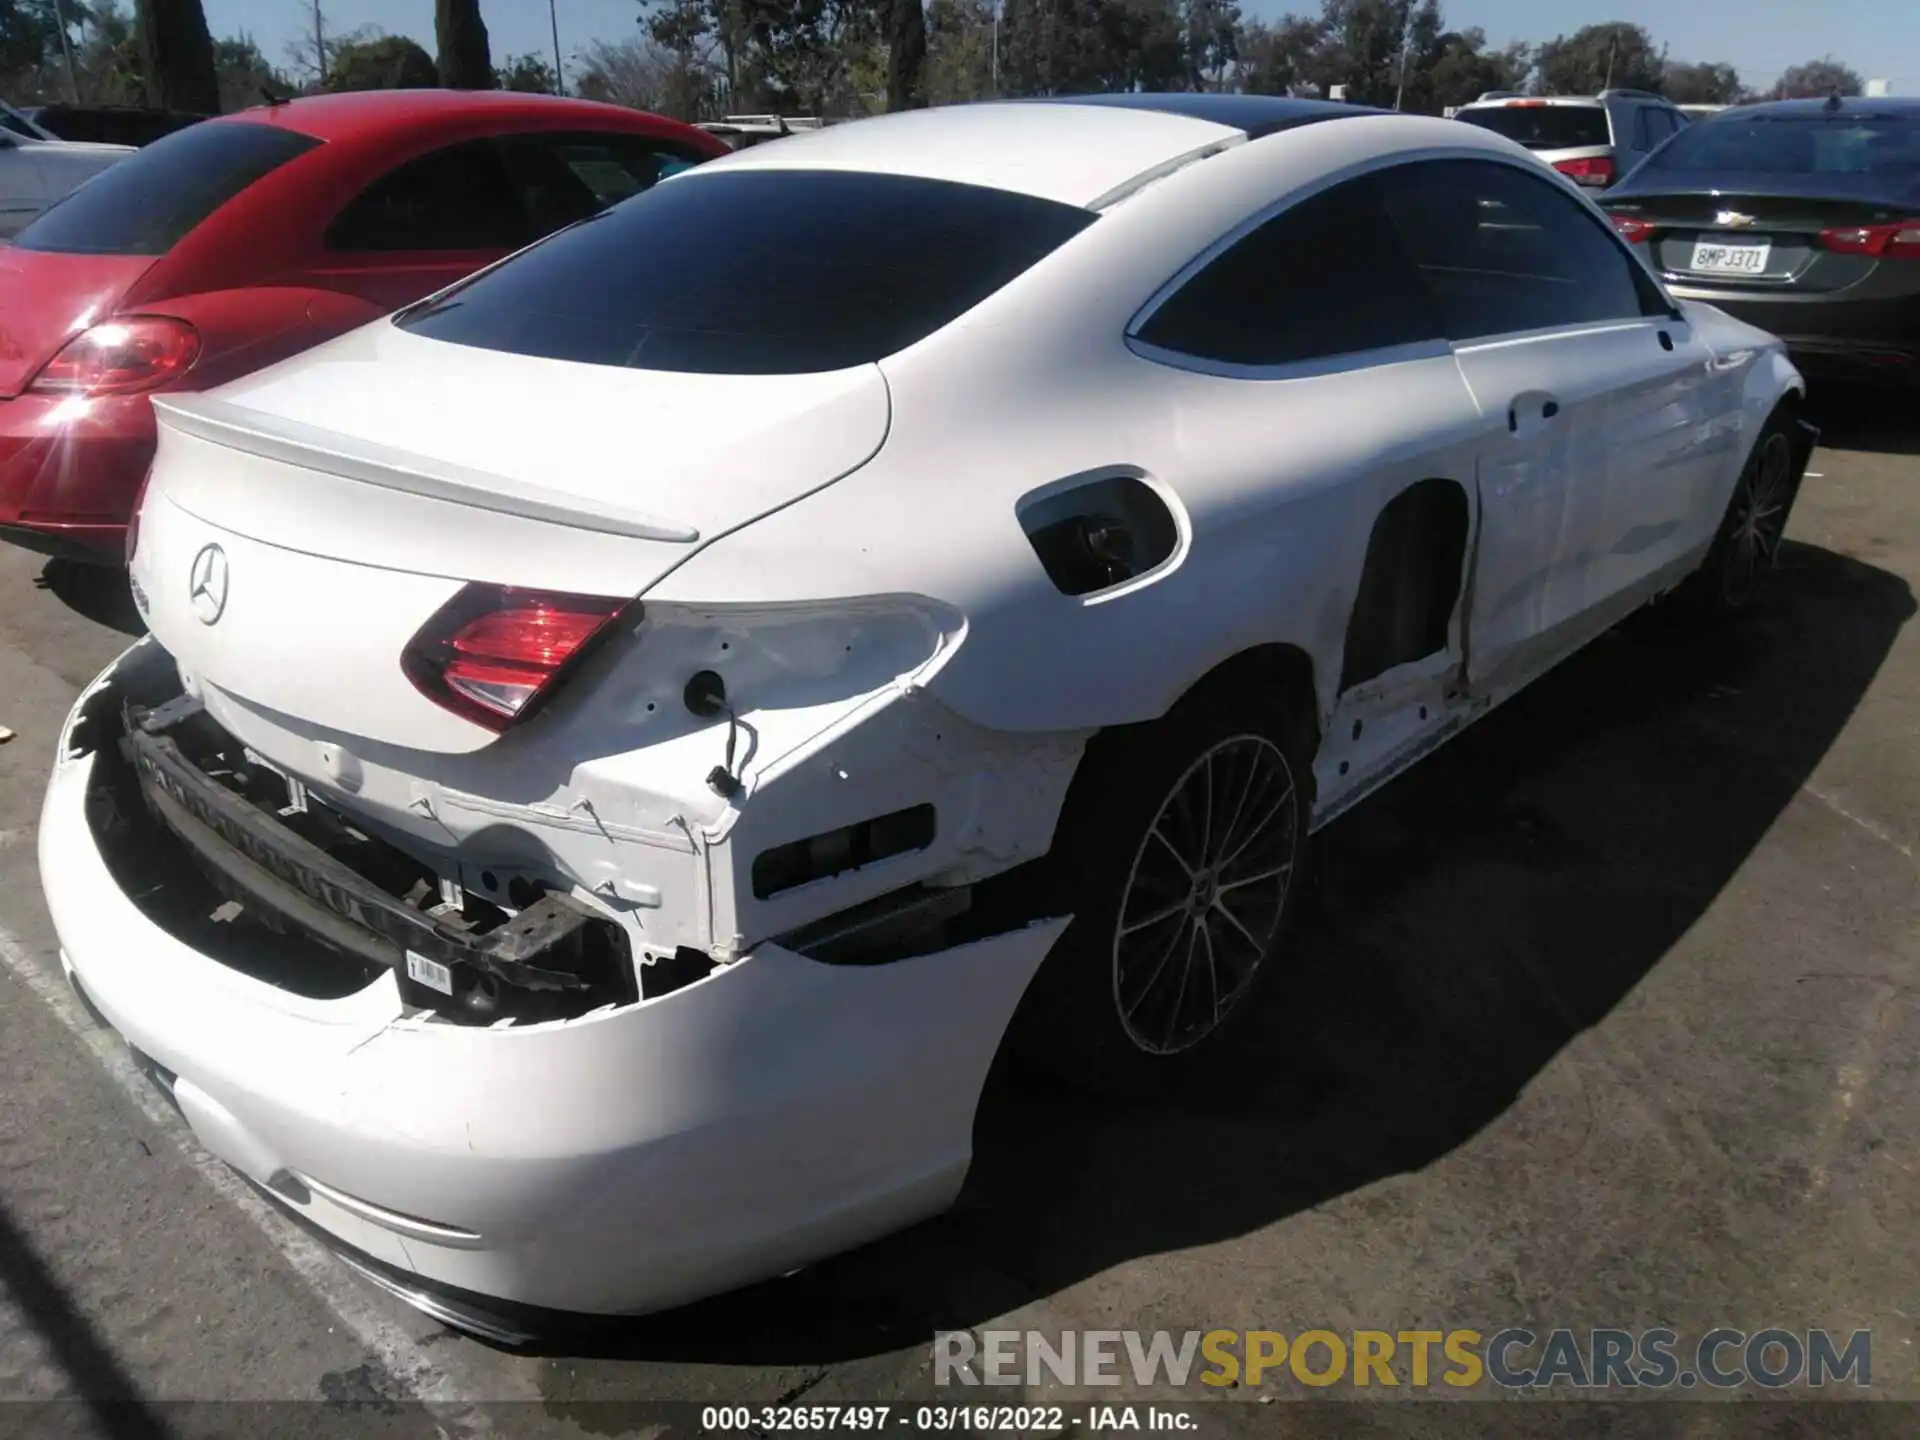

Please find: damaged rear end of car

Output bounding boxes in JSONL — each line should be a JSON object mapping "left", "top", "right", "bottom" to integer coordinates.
{"left": 42, "top": 157, "right": 1109, "bottom": 1328}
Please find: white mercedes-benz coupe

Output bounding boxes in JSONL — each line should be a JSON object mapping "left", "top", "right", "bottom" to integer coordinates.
{"left": 41, "top": 94, "right": 1811, "bottom": 1338}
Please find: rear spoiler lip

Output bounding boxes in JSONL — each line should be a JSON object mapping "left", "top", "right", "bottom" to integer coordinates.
{"left": 151, "top": 393, "right": 701, "bottom": 545}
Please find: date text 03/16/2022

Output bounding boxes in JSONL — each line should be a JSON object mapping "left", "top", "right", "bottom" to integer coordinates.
{"left": 700, "top": 1407, "right": 1195, "bottom": 1432}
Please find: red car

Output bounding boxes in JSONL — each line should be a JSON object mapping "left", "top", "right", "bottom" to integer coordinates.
{"left": 0, "top": 89, "right": 728, "bottom": 562}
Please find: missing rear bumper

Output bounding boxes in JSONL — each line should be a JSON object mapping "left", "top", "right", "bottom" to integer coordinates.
{"left": 106, "top": 689, "right": 636, "bottom": 1022}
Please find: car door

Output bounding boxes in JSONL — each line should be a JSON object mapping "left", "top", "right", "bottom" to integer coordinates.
{"left": 1377, "top": 157, "right": 1720, "bottom": 694}
{"left": 1126, "top": 169, "right": 1486, "bottom": 784}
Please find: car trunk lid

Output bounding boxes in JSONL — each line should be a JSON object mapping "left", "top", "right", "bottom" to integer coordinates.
{"left": 0, "top": 249, "right": 155, "bottom": 397}
{"left": 1609, "top": 182, "right": 1918, "bottom": 292}
{"left": 132, "top": 321, "right": 891, "bottom": 754}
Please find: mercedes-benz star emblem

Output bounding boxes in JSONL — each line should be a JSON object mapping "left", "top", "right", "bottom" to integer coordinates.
{"left": 188, "top": 543, "right": 229, "bottom": 626}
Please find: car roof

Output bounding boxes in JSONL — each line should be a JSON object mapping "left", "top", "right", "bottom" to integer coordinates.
{"left": 1020, "top": 92, "right": 1385, "bottom": 137}
{"left": 684, "top": 95, "right": 1383, "bottom": 209}
{"left": 1730, "top": 97, "right": 1920, "bottom": 120}
{"left": 202, "top": 88, "right": 681, "bottom": 144}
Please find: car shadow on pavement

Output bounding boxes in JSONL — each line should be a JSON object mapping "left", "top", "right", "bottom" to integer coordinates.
{"left": 0, "top": 1198, "right": 169, "bottom": 1438}
{"left": 36, "top": 560, "right": 143, "bottom": 638}
{"left": 519, "top": 533, "right": 1913, "bottom": 1380}
{"left": 1804, "top": 386, "right": 1920, "bottom": 458}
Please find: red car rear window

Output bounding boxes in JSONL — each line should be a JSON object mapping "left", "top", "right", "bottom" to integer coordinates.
{"left": 14, "top": 121, "right": 320, "bottom": 256}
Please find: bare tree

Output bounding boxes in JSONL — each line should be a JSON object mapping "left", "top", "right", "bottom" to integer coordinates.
{"left": 574, "top": 35, "right": 684, "bottom": 112}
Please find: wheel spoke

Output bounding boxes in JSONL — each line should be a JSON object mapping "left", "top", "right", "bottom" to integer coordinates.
{"left": 1217, "top": 787, "right": 1293, "bottom": 873}
{"left": 1199, "top": 749, "right": 1215, "bottom": 868}
{"left": 1212, "top": 752, "right": 1256, "bottom": 868}
{"left": 1120, "top": 917, "right": 1189, "bottom": 1021}
{"left": 1210, "top": 897, "right": 1267, "bottom": 955}
{"left": 1198, "top": 918, "right": 1223, "bottom": 1029}
{"left": 1148, "top": 824, "right": 1195, "bottom": 880}
{"left": 1120, "top": 897, "right": 1189, "bottom": 936}
{"left": 1160, "top": 924, "right": 1199, "bottom": 1050}
{"left": 1218, "top": 861, "right": 1293, "bottom": 893}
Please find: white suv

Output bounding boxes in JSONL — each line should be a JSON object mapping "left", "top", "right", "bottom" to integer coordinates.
{"left": 1453, "top": 89, "right": 1689, "bottom": 191}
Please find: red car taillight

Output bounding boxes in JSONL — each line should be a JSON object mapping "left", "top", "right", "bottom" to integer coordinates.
{"left": 1610, "top": 215, "right": 1655, "bottom": 243}
{"left": 1553, "top": 155, "right": 1616, "bottom": 187}
{"left": 402, "top": 584, "right": 629, "bottom": 732}
{"left": 1817, "top": 219, "right": 1920, "bottom": 260}
{"left": 28, "top": 316, "right": 201, "bottom": 397}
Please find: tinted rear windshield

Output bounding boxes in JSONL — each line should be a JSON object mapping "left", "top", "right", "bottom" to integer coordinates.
{"left": 396, "top": 168, "right": 1098, "bottom": 375}
{"left": 13, "top": 121, "right": 320, "bottom": 255}
{"left": 1644, "top": 115, "right": 1920, "bottom": 176}
{"left": 1456, "top": 105, "right": 1610, "bottom": 150}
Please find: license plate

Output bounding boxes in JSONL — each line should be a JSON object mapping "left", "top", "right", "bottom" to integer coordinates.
{"left": 1689, "top": 237, "right": 1771, "bottom": 275}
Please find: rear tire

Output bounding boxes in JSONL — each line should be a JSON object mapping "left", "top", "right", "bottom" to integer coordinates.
{"left": 1670, "top": 403, "right": 1804, "bottom": 621}
{"left": 1011, "top": 676, "right": 1316, "bottom": 1096}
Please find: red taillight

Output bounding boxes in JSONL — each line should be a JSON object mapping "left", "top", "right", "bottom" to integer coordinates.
{"left": 1611, "top": 215, "right": 1655, "bottom": 243}
{"left": 1817, "top": 219, "right": 1920, "bottom": 260}
{"left": 28, "top": 316, "right": 201, "bottom": 397}
{"left": 1552, "top": 155, "right": 1616, "bottom": 187}
{"left": 125, "top": 467, "right": 154, "bottom": 565}
{"left": 402, "top": 585, "right": 629, "bottom": 732}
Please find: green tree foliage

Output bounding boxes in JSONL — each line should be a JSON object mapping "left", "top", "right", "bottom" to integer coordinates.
{"left": 1662, "top": 59, "right": 1740, "bottom": 105}
{"left": 996, "top": 0, "right": 1184, "bottom": 96}
{"left": 1182, "top": 0, "right": 1239, "bottom": 90}
{"left": 1417, "top": 28, "right": 1529, "bottom": 108}
{"left": 497, "top": 51, "right": 558, "bottom": 93}
{"left": 329, "top": 34, "right": 436, "bottom": 91}
{"left": 0, "top": 0, "right": 63, "bottom": 74}
{"left": 1772, "top": 57, "right": 1863, "bottom": 99}
{"left": 1534, "top": 21, "right": 1663, "bottom": 95}
{"left": 922, "top": 0, "right": 992, "bottom": 102}
{"left": 435, "top": 0, "right": 493, "bottom": 89}
{"left": 1235, "top": 14, "right": 1320, "bottom": 96}
{"left": 214, "top": 33, "right": 295, "bottom": 110}
{"left": 639, "top": 0, "right": 883, "bottom": 116}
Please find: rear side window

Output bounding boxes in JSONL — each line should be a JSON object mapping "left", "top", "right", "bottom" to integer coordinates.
{"left": 327, "top": 138, "right": 547, "bottom": 251}
{"left": 1133, "top": 174, "right": 1443, "bottom": 368}
{"left": 1455, "top": 105, "right": 1611, "bottom": 151}
{"left": 326, "top": 132, "right": 703, "bottom": 252}
{"left": 14, "top": 121, "right": 320, "bottom": 255}
{"left": 397, "top": 169, "right": 1098, "bottom": 374}
{"left": 1378, "top": 159, "right": 1658, "bottom": 339}
{"left": 1644, "top": 115, "right": 1920, "bottom": 177}
{"left": 543, "top": 134, "right": 703, "bottom": 205}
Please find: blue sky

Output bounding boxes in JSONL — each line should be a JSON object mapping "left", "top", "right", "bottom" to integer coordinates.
{"left": 204, "top": 0, "right": 1916, "bottom": 95}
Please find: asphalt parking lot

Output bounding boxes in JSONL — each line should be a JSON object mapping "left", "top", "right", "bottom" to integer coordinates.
{"left": 1, "top": 390, "right": 1918, "bottom": 1439}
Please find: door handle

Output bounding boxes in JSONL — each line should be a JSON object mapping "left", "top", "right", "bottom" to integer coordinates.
{"left": 1508, "top": 394, "right": 1562, "bottom": 433}
{"left": 1657, "top": 329, "right": 1674, "bottom": 351}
